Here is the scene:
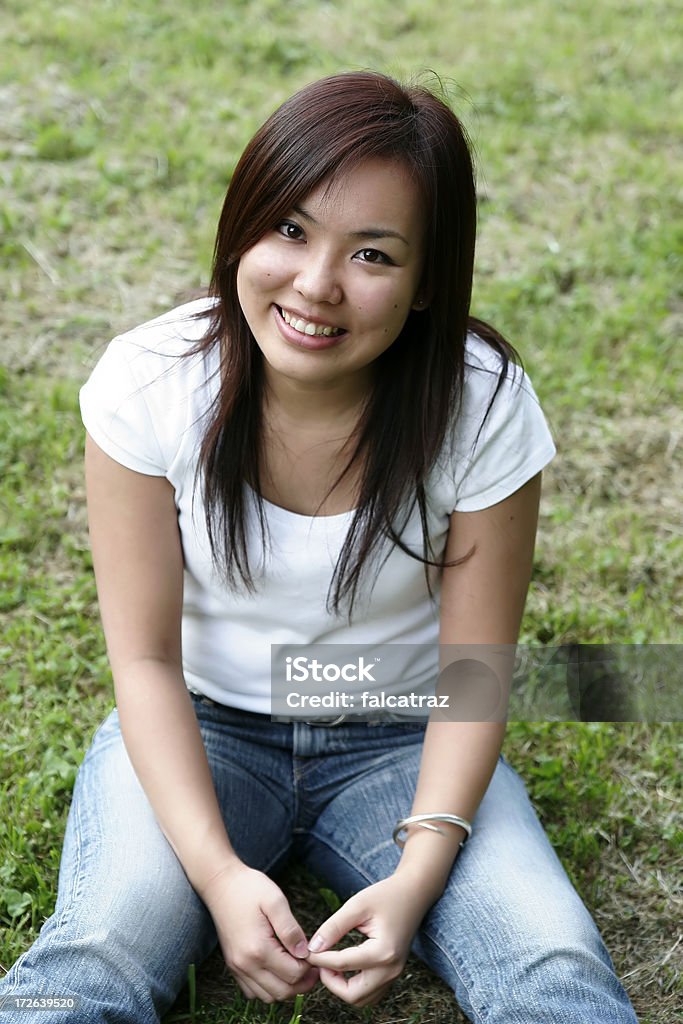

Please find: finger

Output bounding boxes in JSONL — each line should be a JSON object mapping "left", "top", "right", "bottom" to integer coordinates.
{"left": 243, "top": 969, "right": 294, "bottom": 1004}
{"left": 269, "top": 962, "right": 319, "bottom": 994}
{"left": 355, "top": 980, "right": 394, "bottom": 1008}
{"left": 318, "top": 966, "right": 349, "bottom": 999}
{"left": 250, "top": 966, "right": 318, "bottom": 1003}
{"left": 249, "top": 942, "right": 320, "bottom": 999}
{"left": 297, "top": 966, "right": 321, "bottom": 991}
{"left": 264, "top": 936, "right": 318, "bottom": 985}
{"left": 229, "top": 936, "right": 311, "bottom": 999}
{"left": 308, "top": 893, "right": 368, "bottom": 954}
{"left": 319, "top": 966, "right": 392, "bottom": 1007}
{"left": 307, "top": 942, "right": 374, "bottom": 971}
{"left": 263, "top": 891, "right": 311, "bottom": 959}
{"left": 236, "top": 976, "right": 274, "bottom": 1004}
{"left": 237, "top": 981, "right": 256, "bottom": 1001}
{"left": 349, "top": 983, "right": 394, "bottom": 1009}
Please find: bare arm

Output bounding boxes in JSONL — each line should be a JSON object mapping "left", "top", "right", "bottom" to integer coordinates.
{"left": 393, "top": 471, "right": 542, "bottom": 896}
{"left": 85, "top": 434, "right": 236, "bottom": 890}
{"left": 307, "top": 473, "right": 542, "bottom": 1005}
{"left": 85, "top": 435, "right": 317, "bottom": 1002}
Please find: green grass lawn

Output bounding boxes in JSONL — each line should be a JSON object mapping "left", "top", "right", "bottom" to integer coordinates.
{"left": 1, "top": 0, "right": 681, "bottom": 1021}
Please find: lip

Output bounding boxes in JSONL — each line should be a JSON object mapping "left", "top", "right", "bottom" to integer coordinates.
{"left": 280, "top": 305, "right": 344, "bottom": 330}
{"left": 272, "top": 305, "right": 348, "bottom": 351}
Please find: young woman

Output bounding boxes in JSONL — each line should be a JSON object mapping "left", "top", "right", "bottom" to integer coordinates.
{"left": 0, "top": 72, "right": 637, "bottom": 1022}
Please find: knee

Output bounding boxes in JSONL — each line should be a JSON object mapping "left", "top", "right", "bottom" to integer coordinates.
{"left": 417, "top": 920, "right": 635, "bottom": 1024}
{"left": 495, "top": 936, "right": 635, "bottom": 1022}
{"left": 67, "top": 857, "right": 214, "bottom": 964}
{"left": 1, "top": 885, "right": 216, "bottom": 1024}
{"left": 508, "top": 931, "right": 619, "bottom": 990}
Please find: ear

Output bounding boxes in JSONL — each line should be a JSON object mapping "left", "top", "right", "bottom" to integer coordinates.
{"left": 411, "top": 277, "right": 433, "bottom": 310}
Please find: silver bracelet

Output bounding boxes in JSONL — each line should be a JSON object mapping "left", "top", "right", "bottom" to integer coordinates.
{"left": 392, "top": 813, "right": 473, "bottom": 850}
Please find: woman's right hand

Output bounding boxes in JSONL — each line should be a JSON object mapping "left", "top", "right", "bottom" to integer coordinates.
{"left": 200, "top": 862, "right": 319, "bottom": 1003}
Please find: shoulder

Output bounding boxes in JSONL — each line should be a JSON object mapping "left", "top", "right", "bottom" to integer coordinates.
{"left": 458, "top": 331, "right": 550, "bottom": 435}
{"left": 462, "top": 332, "right": 528, "bottom": 402}
{"left": 83, "top": 295, "right": 219, "bottom": 400}
{"left": 103, "top": 295, "right": 218, "bottom": 373}
{"left": 80, "top": 297, "right": 220, "bottom": 477}
{"left": 429, "top": 332, "right": 556, "bottom": 513}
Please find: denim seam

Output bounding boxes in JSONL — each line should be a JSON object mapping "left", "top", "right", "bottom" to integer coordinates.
{"left": 8, "top": 803, "right": 88, "bottom": 997}
{"left": 55, "top": 788, "right": 86, "bottom": 932}
{"left": 417, "top": 926, "right": 487, "bottom": 1024}
{"left": 292, "top": 757, "right": 302, "bottom": 833}
{"left": 206, "top": 752, "right": 292, "bottom": 820}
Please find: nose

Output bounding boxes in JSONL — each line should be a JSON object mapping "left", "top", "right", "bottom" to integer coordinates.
{"left": 293, "top": 250, "right": 343, "bottom": 306}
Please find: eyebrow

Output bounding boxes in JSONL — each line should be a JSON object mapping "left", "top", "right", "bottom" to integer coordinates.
{"left": 293, "top": 204, "right": 410, "bottom": 247}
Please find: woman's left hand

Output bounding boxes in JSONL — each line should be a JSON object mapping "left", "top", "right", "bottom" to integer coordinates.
{"left": 305, "top": 875, "right": 433, "bottom": 1007}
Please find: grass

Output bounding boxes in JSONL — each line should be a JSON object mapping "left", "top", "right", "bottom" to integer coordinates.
{"left": 1, "top": 0, "right": 681, "bottom": 1021}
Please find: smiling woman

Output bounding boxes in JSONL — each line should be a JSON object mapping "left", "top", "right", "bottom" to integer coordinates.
{"left": 236, "top": 159, "right": 425, "bottom": 388}
{"left": 0, "top": 71, "right": 638, "bottom": 1024}
{"left": 189, "top": 72, "right": 485, "bottom": 599}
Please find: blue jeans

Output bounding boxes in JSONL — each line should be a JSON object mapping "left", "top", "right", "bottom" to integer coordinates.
{"left": 0, "top": 696, "right": 637, "bottom": 1023}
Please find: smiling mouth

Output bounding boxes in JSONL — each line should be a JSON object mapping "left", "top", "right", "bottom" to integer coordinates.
{"left": 279, "top": 307, "right": 345, "bottom": 337}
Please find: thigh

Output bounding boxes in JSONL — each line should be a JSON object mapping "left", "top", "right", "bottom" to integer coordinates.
{"left": 1, "top": 708, "right": 217, "bottom": 1022}
{"left": 191, "top": 695, "right": 295, "bottom": 875}
{"left": 61, "top": 701, "right": 297, "bottom": 935}
{"left": 3, "top": 701, "right": 299, "bottom": 1023}
{"left": 299, "top": 729, "right": 415, "bottom": 891}
{"left": 303, "top": 746, "right": 636, "bottom": 1024}
{"left": 413, "top": 759, "right": 636, "bottom": 1022}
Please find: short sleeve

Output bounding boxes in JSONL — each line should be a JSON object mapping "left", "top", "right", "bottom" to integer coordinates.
{"left": 79, "top": 336, "right": 166, "bottom": 476}
{"left": 447, "top": 341, "right": 556, "bottom": 512}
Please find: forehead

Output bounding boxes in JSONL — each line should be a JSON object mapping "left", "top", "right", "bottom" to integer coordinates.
{"left": 300, "top": 158, "right": 425, "bottom": 241}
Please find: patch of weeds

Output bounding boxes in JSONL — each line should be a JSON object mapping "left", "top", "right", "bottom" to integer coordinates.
{"left": 165, "top": 986, "right": 306, "bottom": 1024}
{"left": 33, "top": 123, "right": 96, "bottom": 162}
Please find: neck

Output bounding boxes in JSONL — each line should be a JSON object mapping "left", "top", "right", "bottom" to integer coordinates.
{"left": 262, "top": 367, "right": 372, "bottom": 431}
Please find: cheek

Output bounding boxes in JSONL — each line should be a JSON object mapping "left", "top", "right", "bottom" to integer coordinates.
{"left": 382, "top": 295, "right": 415, "bottom": 338}
{"left": 237, "top": 244, "right": 288, "bottom": 297}
{"left": 357, "top": 282, "right": 413, "bottom": 326}
{"left": 362, "top": 299, "right": 414, "bottom": 350}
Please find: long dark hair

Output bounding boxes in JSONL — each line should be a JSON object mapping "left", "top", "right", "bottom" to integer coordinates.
{"left": 191, "top": 71, "right": 516, "bottom": 615}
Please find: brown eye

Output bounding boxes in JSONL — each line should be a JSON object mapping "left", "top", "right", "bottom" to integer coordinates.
{"left": 277, "top": 221, "right": 304, "bottom": 240}
{"left": 355, "top": 248, "right": 392, "bottom": 265}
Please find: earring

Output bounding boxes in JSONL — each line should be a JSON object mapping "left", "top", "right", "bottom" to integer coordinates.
{"left": 413, "top": 297, "right": 426, "bottom": 310}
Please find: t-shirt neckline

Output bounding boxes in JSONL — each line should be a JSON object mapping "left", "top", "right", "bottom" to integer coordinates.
{"left": 245, "top": 483, "right": 356, "bottom": 524}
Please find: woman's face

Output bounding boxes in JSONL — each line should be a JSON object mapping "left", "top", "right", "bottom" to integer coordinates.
{"left": 236, "top": 158, "right": 426, "bottom": 395}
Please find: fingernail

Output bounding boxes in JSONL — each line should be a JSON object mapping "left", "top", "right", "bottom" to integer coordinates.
{"left": 308, "top": 934, "right": 324, "bottom": 952}
{"left": 294, "top": 940, "right": 309, "bottom": 957}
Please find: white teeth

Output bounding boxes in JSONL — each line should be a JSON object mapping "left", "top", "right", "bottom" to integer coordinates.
{"left": 280, "top": 308, "right": 342, "bottom": 337}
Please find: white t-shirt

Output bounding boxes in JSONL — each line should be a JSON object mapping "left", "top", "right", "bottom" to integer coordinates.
{"left": 80, "top": 298, "right": 556, "bottom": 713}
